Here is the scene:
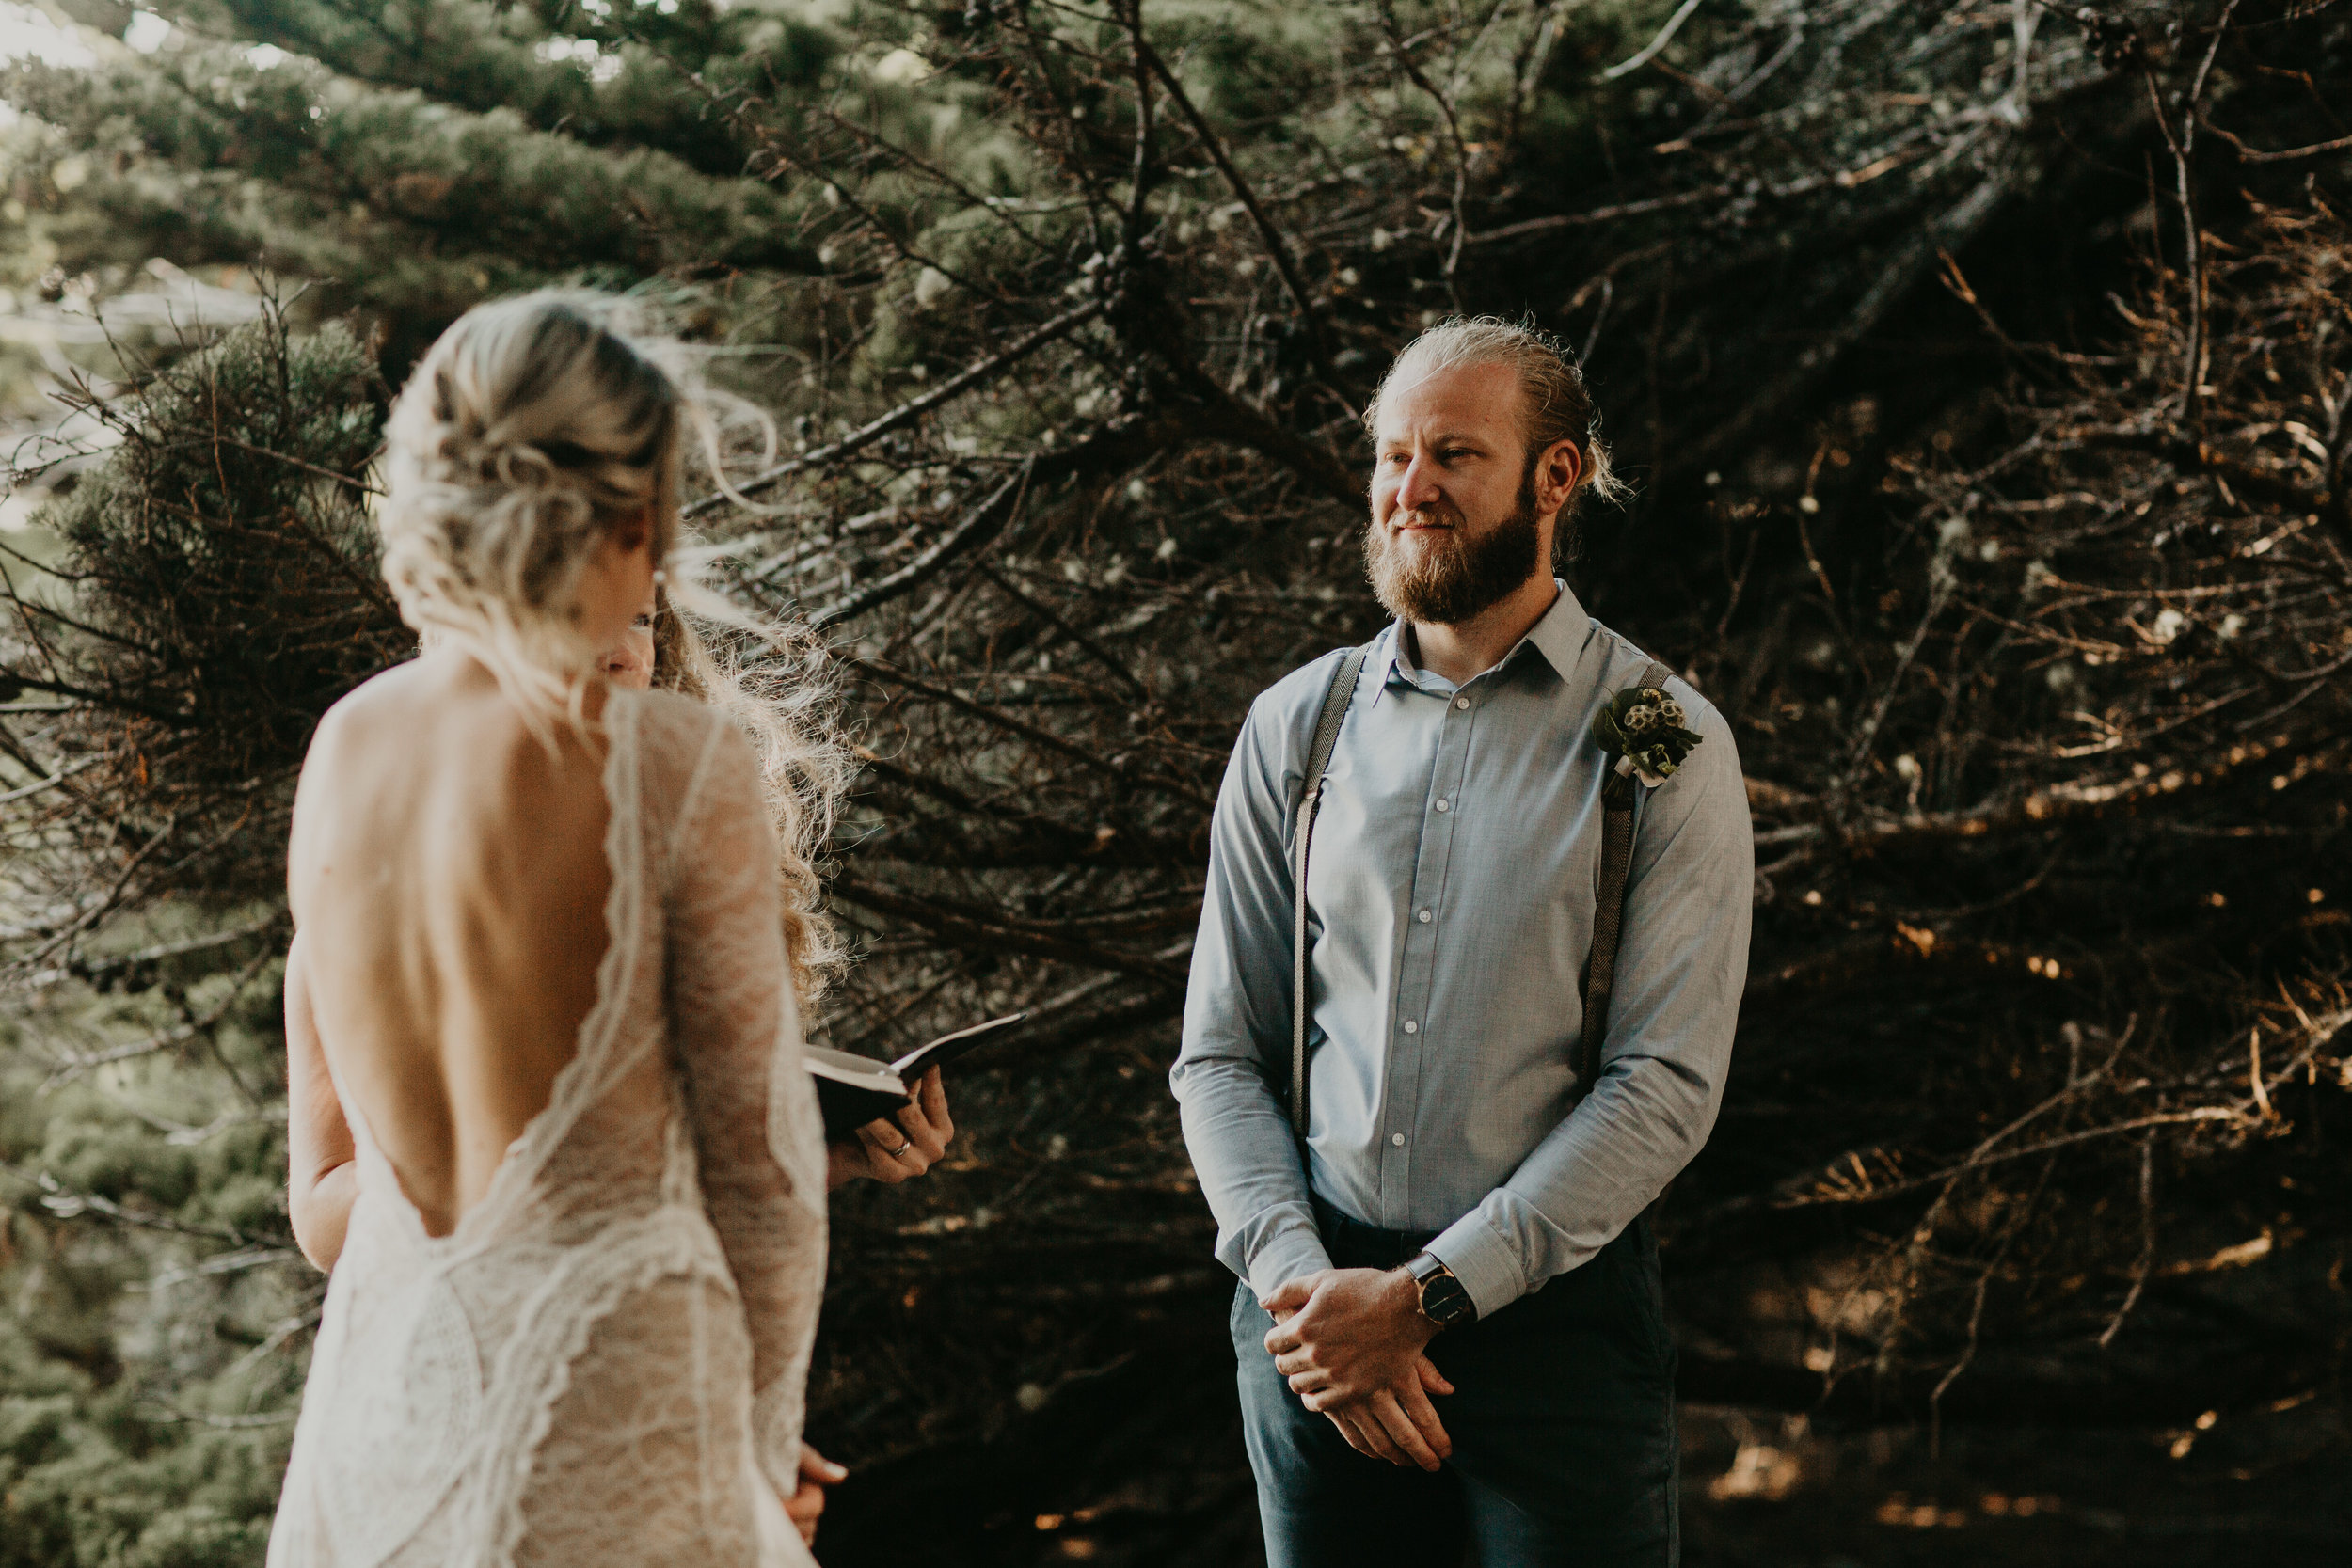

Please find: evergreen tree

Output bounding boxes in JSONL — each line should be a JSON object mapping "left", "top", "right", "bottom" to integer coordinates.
{"left": 4, "top": 3, "right": 2349, "bottom": 1562}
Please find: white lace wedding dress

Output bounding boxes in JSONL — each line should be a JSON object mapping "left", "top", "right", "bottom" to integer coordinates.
{"left": 269, "top": 689, "right": 827, "bottom": 1568}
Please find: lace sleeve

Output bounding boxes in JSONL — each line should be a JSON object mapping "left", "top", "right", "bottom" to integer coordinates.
{"left": 661, "top": 712, "right": 828, "bottom": 1502}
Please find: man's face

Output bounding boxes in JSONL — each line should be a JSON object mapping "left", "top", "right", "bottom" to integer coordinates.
{"left": 1365, "top": 360, "right": 1565, "bottom": 626}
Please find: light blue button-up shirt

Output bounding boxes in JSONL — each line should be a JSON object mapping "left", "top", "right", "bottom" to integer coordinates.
{"left": 1171, "top": 584, "right": 1753, "bottom": 1320}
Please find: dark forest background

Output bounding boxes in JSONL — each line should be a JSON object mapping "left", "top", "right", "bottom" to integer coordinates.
{"left": 1, "top": 1, "right": 2348, "bottom": 1563}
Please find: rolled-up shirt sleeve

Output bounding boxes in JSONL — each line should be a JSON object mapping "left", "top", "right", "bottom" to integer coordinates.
{"left": 1425, "top": 691, "right": 1753, "bottom": 1320}
{"left": 1171, "top": 681, "right": 1336, "bottom": 1304}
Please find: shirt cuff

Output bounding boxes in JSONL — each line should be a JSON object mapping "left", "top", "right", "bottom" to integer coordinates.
{"left": 1424, "top": 1212, "right": 1530, "bottom": 1322}
{"left": 1240, "top": 1209, "right": 1335, "bottom": 1307}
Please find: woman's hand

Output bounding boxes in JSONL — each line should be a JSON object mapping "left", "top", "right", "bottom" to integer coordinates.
{"left": 785, "top": 1442, "right": 848, "bottom": 1545}
{"left": 825, "top": 1067, "right": 956, "bottom": 1189}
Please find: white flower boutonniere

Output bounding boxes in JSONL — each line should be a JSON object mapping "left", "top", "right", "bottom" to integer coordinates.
{"left": 1591, "top": 683, "right": 1705, "bottom": 799}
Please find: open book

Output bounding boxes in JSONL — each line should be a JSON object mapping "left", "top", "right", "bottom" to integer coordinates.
{"left": 803, "top": 1012, "right": 1029, "bottom": 1139}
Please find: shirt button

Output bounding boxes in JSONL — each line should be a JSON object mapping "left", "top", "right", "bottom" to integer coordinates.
{"left": 1402, "top": 1020, "right": 1419, "bottom": 1035}
{"left": 1391, "top": 1132, "right": 1406, "bottom": 1147}
{"left": 1417, "top": 908, "right": 1432, "bottom": 924}
{"left": 1434, "top": 798, "right": 1450, "bottom": 813}
{"left": 1454, "top": 696, "right": 1470, "bottom": 710}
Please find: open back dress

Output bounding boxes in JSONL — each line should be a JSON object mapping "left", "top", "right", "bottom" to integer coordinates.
{"left": 268, "top": 687, "right": 826, "bottom": 1568}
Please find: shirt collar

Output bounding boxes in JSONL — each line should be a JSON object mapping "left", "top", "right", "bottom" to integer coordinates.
{"left": 1378, "top": 579, "right": 1592, "bottom": 698}
{"left": 1518, "top": 579, "right": 1591, "bottom": 680}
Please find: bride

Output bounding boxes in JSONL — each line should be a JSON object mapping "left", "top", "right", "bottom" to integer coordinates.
{"left": 271, "top": 293, "right": 826, "bottom": 1566}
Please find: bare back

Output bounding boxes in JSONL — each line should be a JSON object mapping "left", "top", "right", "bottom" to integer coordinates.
{"left": 289, "top": 649, "right": 651, "bottom": 1236}
{"left": 272, "top": 654, "right": 830, "bottom": 1566}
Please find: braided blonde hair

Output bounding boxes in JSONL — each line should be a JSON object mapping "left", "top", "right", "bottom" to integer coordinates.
{"left": 379, "top": 292, "right": 690, "bottom": 721}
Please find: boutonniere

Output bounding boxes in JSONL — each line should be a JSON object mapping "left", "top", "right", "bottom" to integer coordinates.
{"left": 1591, "top": 684, "right": 1704, "bottom": 797}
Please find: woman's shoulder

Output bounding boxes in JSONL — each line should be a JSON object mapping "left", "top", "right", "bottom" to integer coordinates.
{"left": 623, "top": 684, "right": 737, "bottom": 758}
{"left": 303, "top": 654, "right": 506, "bottom": 783}
{"left": 622, "top": 686, "right": 761, "bottom": 815}
{"left": 618, "top": 689, "right": 775, "bottom": 885}
{"left": 310, "top": 656, "right": 431, "bottom": 746}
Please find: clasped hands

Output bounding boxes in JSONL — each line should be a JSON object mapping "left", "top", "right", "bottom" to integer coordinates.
{"left": 1262, "top": 1267, "right": 1457, "bottom": 1471}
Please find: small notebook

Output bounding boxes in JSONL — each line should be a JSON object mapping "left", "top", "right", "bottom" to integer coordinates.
{"left": 804, "top": 1012, "right": 1029, "bottom": 1139}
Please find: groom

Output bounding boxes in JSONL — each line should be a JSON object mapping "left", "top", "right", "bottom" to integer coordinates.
{"left": 1172, "top": 318, "right": 1752, "bottom": 1565}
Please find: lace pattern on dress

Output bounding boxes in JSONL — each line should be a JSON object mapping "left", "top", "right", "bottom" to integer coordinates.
{"left": 270, "top": 689, "right": 824, "bottom": 1568}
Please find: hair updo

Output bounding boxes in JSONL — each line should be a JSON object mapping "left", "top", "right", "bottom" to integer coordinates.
{"left": 381, "top": 290, "right": 855, "bottom": 1003}
{"left": 379, "top": 291, "right": 686, "bottom": 712}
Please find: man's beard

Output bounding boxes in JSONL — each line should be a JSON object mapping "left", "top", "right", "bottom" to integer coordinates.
{"left": 1363, "top": 466, "right": 1543, "bottom": 626}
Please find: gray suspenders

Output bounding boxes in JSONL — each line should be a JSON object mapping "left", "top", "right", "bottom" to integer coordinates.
{"left": 1289, "top": 645, "right": 1371, "bottom": 1138}
{"left": 1285, "top": 645, "right": 1677, "bottom": 1137}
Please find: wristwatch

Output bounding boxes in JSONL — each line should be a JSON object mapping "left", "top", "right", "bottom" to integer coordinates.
{"left": 1406, "top": 1250, "right": 1476, "bottom": 1330}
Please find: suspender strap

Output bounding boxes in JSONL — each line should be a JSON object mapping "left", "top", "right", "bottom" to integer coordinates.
{"left": 1290, "top": 645, "right": 1370, "bottom": 1139}
{"left": 1574, "top": 657, "right": 1676, "bottom": 1098}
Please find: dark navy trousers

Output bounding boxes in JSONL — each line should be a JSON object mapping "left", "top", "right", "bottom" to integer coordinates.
{"left": 1232, "top": 1196, "right": 1678, "bottom": 1567}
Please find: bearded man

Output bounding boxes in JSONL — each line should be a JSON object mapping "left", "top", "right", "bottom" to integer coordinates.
{"left": 1172, "top": 318, "right": 1753, "bottom": 1566}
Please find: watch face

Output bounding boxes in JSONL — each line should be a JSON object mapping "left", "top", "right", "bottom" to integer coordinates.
{"left": 1422, "top": 1274, "right": 1472, "bottom": 1326}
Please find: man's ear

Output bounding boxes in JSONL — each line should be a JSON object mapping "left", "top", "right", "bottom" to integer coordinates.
{"left": 1534, "top": 438, "right": 1583, "bottom": 517}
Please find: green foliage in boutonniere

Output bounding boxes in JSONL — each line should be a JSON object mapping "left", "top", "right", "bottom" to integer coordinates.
{"left": 1591, "top": 684, "right": 1705, "bottom": 796}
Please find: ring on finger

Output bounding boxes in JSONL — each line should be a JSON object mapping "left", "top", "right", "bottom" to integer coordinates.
{"left": 886, "top": 1135, "right": 914, "bottom": 1157}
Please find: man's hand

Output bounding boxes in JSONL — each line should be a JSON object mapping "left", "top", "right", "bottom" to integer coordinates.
{"left": 1263, "top": 1268, "right": 1457, "bottom": 1469}
{"left": 785, "top": 1443, "right": 848, "bottom": 1546}
{"left": 826, "top": 1067, "right": 955, "bottom": 1189}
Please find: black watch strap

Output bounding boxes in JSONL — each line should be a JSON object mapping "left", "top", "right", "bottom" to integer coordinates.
{"left": 1406, "top": 1250, "right": 1475, "bottom": 1328}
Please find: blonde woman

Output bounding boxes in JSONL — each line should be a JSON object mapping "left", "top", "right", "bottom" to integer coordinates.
{"left": 273, "top": 293, "right": 828, "bottom": 1566}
